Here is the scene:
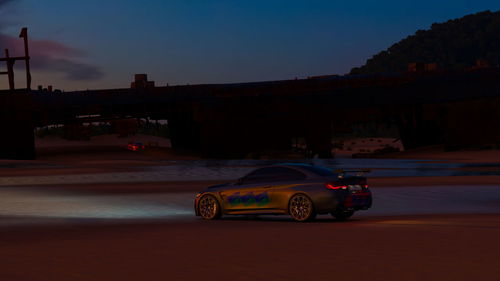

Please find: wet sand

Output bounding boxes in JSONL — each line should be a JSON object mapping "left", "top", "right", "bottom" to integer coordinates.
{"left": 1, "top": 138, "right": 500, "bottom": 280}
{"left": 1, "top": 214, "right": 500, "bottom": 281}
{"left": 1, "top": 180, "right": 500, "bottom": 280}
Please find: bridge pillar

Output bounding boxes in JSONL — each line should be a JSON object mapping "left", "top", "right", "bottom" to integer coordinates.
{"left": 304, "top": 133, "right": 333, "bottom": 158}
{"left": 0, "top": 94, "right": 36, "bottom": 160}
{"left": 442, "top": 98, "right": 500, "bottom": 149}
{"left": 168, "top": 112, "right": 201, "bottom": 151}
{"left": 396, "top": 104, "right": 441, "bottom": 150}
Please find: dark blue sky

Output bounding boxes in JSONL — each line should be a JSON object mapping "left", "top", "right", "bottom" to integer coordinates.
{"left": 0, "top": 0, "right": 499, "bottom": 90}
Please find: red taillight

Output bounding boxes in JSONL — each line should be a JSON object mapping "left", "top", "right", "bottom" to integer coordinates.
{"left": 364, "top": 184, "right": 369, "bottom": 189}
{"left": 325, "top": 183, "right": 348, "bottom": 190}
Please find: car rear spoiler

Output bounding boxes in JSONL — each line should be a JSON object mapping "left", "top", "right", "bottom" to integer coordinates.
{"left": 334, "top": 169, "right": 371, "bottom": 178}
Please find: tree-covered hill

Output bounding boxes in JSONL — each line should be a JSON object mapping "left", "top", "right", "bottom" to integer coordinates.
{"left": 350, "top": 10, "right": 500, "bottom": 74}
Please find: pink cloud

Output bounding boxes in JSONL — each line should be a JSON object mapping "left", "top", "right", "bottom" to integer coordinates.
{"left": 31, "top": 39, "right": 84, "bottom": 57}
{"left": 0, "top": 0, "right": 103, "bottom": 83}
{"left": 0, "top": 32, "right": 103, "bottom": 81}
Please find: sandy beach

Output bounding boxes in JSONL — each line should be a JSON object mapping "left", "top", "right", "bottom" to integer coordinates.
{"left": 1, "top": 214, "right": 500, "bottom": 281}
{"left": 1, "top": 135, "right": 500, "bottom": 280}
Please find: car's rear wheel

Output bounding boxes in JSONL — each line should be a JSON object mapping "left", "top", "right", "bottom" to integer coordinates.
{"left": 289, "top": 194, "right": 316, "bottom": 222}
{"left": 331, "top": 210, "right": 354, "bottom": 221}
{"left": 198, "top": 195, "right": 221, "bottom": 220}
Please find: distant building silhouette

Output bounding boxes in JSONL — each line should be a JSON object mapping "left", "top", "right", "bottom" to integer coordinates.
{"left": 131, "top": 74, "right": 155, "bottom": 88}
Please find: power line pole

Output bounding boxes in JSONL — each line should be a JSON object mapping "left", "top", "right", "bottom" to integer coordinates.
{"left": 19, "top": 27, "right": 31, "bottom": 91}
{"left": 4, "top": 49, "right": 15, "bottom": 90}
{"left": 0, "top": 27, "right": 32, "bottom": 91}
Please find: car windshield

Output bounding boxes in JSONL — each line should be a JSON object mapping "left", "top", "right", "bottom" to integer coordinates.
{"left": 242, "top": 167, "right": 306, "bottom": 184}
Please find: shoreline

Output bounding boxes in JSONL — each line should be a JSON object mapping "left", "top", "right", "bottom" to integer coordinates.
{"left": 1, "top": 137, "right": 499, "bottom": 191}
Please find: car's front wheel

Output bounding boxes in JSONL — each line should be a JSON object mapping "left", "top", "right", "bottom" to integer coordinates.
{"left": 289, "top": 194, "right": 316, "bottom": 222}
{"left": 198, "top": 195, "right": 221, "bottom": 220}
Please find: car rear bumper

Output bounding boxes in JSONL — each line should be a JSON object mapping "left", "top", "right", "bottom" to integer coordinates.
{"left": 315, "top": 189, "right": 372, "bottom": 214}
{"left": 341, "top": 191, "right": 372, "bottom": 211}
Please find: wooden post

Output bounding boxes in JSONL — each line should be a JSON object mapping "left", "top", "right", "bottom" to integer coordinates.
{"left": 19, "top": 27, "right": 31, "bottom": 90}
{"left": 4, "top": 49, "right": 15, "bottom": 90}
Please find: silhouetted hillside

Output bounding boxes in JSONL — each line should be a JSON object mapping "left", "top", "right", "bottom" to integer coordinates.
{"left": 351, "top": 10, "right": 500, "bottom": 74}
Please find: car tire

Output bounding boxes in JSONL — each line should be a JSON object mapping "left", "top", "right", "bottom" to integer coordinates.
{"left": 331, "top": 210, "right": 354, "bottom": 221}
{"left": 198, "top": 195, "right": 222, "bottom": 220}
{"left": 288, "top": 194, "right": 316, "bottom": 222}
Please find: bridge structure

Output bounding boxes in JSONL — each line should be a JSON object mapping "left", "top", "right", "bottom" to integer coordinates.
{"left": 0, "top": 67, "right": 499, "bottom": 160}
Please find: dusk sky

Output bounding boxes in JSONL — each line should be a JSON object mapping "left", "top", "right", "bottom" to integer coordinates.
{"left": 0, "top": 0, "right": 498, "bottom": 91}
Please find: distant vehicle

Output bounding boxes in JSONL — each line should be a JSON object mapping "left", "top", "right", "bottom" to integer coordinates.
{"left": 194, "top": 163, "right": 372, "bottom": 222}
{"left": 127, "top": 142, "right": 145, "bottom": 151}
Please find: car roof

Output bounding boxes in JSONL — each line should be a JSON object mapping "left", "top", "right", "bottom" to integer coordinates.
{"left": 269, "top": 163, "right": 337, "bottom": 178}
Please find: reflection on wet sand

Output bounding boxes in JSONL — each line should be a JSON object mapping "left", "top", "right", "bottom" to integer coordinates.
{"left": 1, "top": 185, "right": 499, "bottom": 226}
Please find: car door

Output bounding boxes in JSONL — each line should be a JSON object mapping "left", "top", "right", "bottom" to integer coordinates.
{"left": 220, "top": 167, "right": 278, "bottom": 212}
{"left": 220, "top": 167, "right": 306, "bottom": 212}
{"left": 263, "top": 167, "right": 307, "bottom": 210}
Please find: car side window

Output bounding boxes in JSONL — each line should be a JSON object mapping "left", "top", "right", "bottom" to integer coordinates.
{"left": 242, "top": 167, "right": 306, "bottom": 184}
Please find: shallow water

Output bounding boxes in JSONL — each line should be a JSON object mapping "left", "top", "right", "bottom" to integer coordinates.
{"left": 152, "top": 158, "right": 500, "bottom": 178}
{"left": 1, "top": 158, "right": 499, "bottom": 186}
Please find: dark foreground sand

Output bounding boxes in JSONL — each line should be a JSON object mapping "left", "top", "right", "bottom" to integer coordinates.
{"left": 1, "top": 214, "right": 500, "bottom": 281}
